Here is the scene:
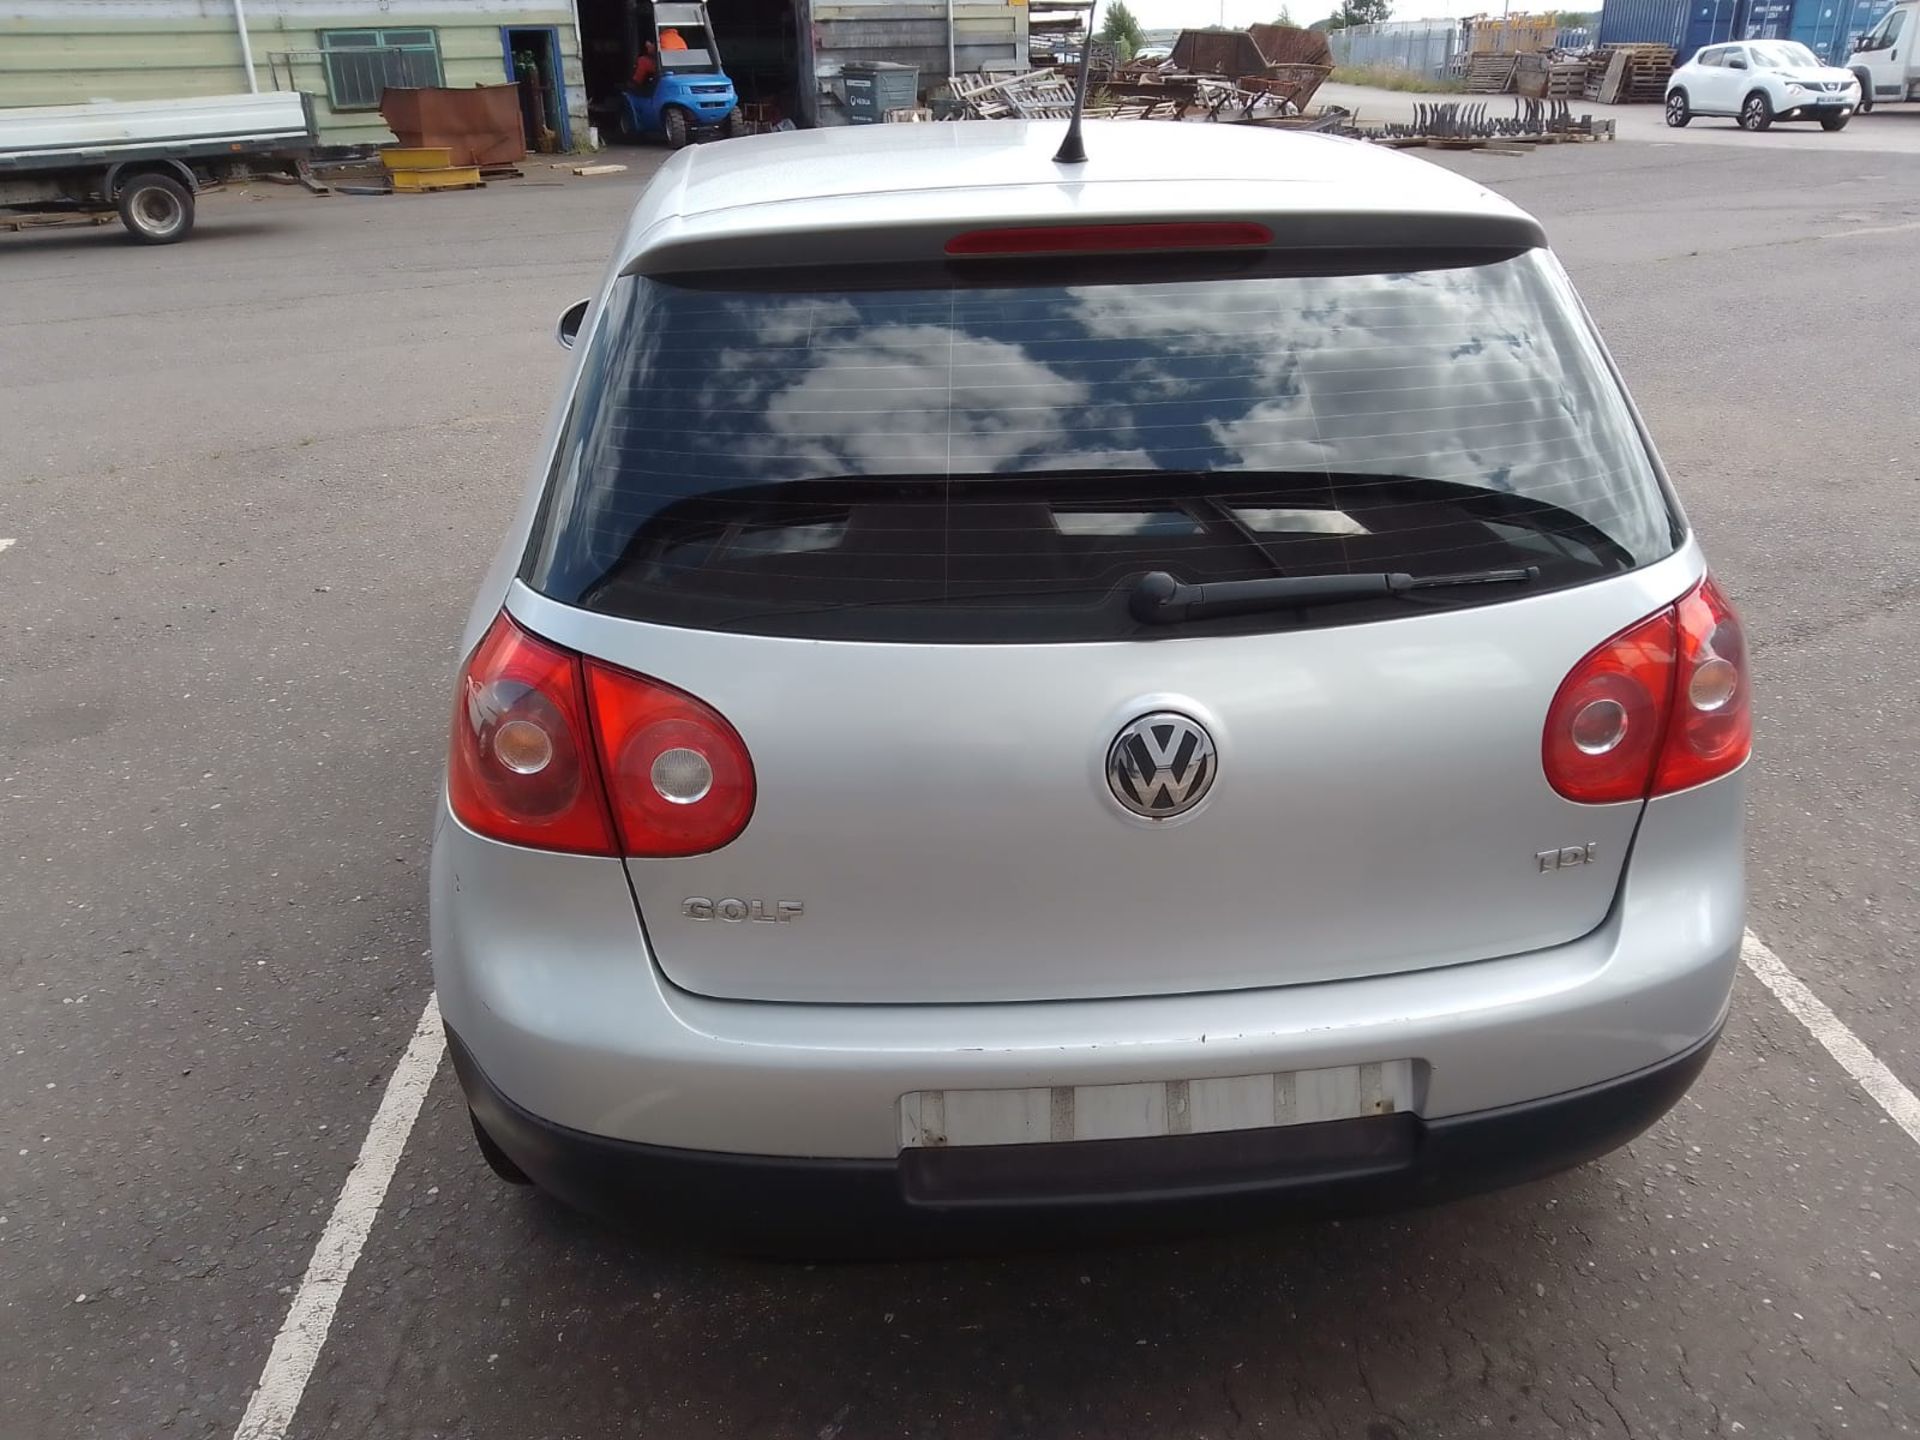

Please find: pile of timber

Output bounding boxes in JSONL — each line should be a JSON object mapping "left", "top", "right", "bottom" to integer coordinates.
{"left": 1583, "top": 44, "right": 1673, "bottom": 103}
{"left": 1514, "top": 51, "right": 1592, "bottom": 98}
{"left": 1464, "top": 52, "right": 1522, "bottom": 93}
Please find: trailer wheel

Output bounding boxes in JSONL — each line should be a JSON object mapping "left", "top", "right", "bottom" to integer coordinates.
{"left": 117, "top": 172, "right": 195, "bottom": 245}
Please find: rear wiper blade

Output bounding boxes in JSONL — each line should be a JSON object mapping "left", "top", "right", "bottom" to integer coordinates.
{"left": 1129, "top": 565, "right": 1540, "bottom": 626}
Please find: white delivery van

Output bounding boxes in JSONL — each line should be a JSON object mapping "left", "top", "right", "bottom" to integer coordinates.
{"left": 1846, "top": 1, "right": 1920, "bottom": 109}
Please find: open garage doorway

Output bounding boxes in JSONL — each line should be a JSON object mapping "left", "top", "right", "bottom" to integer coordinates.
{"left": 575, "top": 0, "right": 810, "bottom": 141}
{"left": 504, "top": 27, "right": 571, "bottom": 150}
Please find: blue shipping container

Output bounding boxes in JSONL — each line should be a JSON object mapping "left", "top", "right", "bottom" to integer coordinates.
{"left": 1598, "top": 0, "right": 1688, "bottom": 51}
{"left": 1791, "top": 0, "right": 1893, "bottom": 60}
{"left": 1601, "top": 0, "right": 1892, "bottom": 60}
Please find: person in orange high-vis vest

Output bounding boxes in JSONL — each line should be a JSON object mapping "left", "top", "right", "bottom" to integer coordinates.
{"left": 631, "top": 40, "right": 659, "bottom": 88}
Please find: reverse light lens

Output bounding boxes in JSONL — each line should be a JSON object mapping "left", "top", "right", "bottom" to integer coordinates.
{"left": 493, "top": 717, "right": 555, "bottom": 774}
{"left": 1688, "top": 654, "right": 1739, "bottom": 711}
{"left": 651, "top": 746, "right": 714, "bottom": 805}
{"left": 1571, "top": 697, "right": 1629, "bottom": 755}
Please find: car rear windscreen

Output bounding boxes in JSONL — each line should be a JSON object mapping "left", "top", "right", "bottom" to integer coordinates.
{"left": 522, "top": 251, "right": 1679, "bottom": 642}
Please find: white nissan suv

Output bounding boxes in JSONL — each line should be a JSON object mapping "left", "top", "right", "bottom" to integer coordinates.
{"left": 431, "top": 120, "right": 1749, "bottom": 1252}
{"left": 1666, "top": 39, "right": 1861, "bottom": 130}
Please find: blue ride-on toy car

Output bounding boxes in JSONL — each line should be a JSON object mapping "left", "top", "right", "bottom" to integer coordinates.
{"left": 606, "top": 1, "right": 745, "bottom": 148}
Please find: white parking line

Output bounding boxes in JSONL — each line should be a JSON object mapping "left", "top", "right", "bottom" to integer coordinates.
{"left": 1743, "top": 931, "right": 1920, "bottom": 1148}
{"left": 231, "top": 993, "right": 445, "bottom": 1440}
{"left": 0, "top": 538, "right": 16, "bottom": 554}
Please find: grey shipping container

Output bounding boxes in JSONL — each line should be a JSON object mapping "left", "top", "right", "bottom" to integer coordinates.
{"left": 842, "top": 62, "right": 921, "bottom": 122}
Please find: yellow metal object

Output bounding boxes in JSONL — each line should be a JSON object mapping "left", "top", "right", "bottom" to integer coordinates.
{"left": 389, "top": 166, "right": 484, "bottom": 191}
{"left": 381, "top": 147, "right": 456, "bottom": 171}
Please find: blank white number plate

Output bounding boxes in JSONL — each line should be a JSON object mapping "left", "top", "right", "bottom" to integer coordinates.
{"left": 899, "top": 1061, "right": 1415, "bottom": 1151}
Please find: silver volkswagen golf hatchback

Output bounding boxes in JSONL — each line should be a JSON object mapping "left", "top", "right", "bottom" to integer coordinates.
{"left": 431, "top": 121, "right": 1749, "bottom": 1248}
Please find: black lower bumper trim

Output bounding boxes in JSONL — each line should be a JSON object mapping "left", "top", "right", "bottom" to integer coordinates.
{"left": 449, "top": 1026, "right": 1719, "bottom": 1253}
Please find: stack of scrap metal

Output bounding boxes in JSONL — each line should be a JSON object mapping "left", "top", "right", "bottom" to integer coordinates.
{"left": 1246, "top": 22, "right": 1335, "bottom": 70}
{"left": 1368, "top": 97, "right": 1612, "bottom": 149}
{"left": 950, "top": 70, "right": 1082, "bottom": 119}
{"left": 1193, "top": 76, "right": 1305, "bottom": 121}
{"left": 952, "top": 20, "right": 1332, "bottom": 126}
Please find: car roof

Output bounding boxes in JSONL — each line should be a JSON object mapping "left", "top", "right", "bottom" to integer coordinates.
{"left": 616, "top": 120, "right": 1546, "bottom": 276}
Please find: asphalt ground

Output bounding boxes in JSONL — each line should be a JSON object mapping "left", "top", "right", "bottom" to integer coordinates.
{"left": 3, "top": 123, "right": 1920, "bottom": 1440}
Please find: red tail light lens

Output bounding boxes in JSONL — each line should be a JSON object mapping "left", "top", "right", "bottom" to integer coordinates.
{"left": 449, "top": 614, "right": 756, "bottom": 856}
{"left": 1543, "top": 575, "right": 1750, "bottom": 805}
{"left": 448, "top": 613, "right": 616, "bottom": 855}
{"left": 1543, "top": 608, "right": 1677, "bottom": 804}
{"left": 584, "top": 660, "right": 755, "bottom": 857}
{"left": 1654, "top": 576, "right": 1751, "bottom": 794}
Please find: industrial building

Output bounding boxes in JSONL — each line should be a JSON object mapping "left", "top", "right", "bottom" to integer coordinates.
{"left": 0, "top": 0, "right": 1029, "bottom": 146}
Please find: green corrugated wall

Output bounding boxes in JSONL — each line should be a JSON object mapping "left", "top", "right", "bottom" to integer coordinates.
{"left": 0, "top": 10, "right": 579, "bottom": 146}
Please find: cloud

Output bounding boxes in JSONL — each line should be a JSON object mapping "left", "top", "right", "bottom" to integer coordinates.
{"left": 754, "top": 324, "right": 1091, "bottom": 476}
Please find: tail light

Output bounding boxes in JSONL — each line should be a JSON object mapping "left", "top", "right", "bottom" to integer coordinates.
{"left": 1543, "top": 575, "right": 1750, "bottom": 804}
{"left": 448, "top": 612, "right": 754, "bottom": 856}
{"left": 1653, "top": 578, "right": 1751, "bottom": 794}
{"left": 448, "top": 614, "right": 616, "bottom": 854}
{"left": 583, "top": 658, "right": 755, "bottom": 857}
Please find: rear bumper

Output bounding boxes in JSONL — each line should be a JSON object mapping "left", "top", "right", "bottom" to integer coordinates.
{"left": 451, "top": 1021, "right": 1721, "bottom": 1248}
{"left": 430, "top": 768, "right": 1743, "bottom": 1160}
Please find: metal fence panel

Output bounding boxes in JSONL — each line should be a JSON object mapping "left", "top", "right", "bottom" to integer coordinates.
{"left": 1326, "top": 21, "right": 1463, "bottom": 79}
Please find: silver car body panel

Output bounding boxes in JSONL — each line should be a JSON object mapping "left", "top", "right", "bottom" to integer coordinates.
{"left": 505, "top": 544, "right": 1702, "bottom": 1005}
{"left": 429, "top": 769, "right": 1742, "bottom": 1159}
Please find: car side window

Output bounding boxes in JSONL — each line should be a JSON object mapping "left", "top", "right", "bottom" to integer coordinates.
{"left": 1697, "top": 47, "right": 1722, "bottom": 65}
{"left": 1889, "top": 10, "right": 1908, "bottom": 42}
{"left": 1727, "top": 47, "right": 1748, "bottom": 68}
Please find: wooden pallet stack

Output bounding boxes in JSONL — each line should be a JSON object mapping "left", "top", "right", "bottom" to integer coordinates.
{"left": 1513, "top": 51, "right": 1591, "bottom": 98}
{"left": 1464, "top": 52, "right": 1521, "bottom": 93}
{"left": 1583, "top": 44, "right": 1674, "bottom": 103}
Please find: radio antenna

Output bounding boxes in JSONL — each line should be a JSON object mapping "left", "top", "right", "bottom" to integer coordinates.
{"left": 1052, "top": 1, "right": 1100, "bottom": 165}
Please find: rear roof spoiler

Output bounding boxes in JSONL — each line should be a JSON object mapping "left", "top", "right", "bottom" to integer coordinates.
{"left": 623, "top": 196, "right": 1548, "bottom": 279}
